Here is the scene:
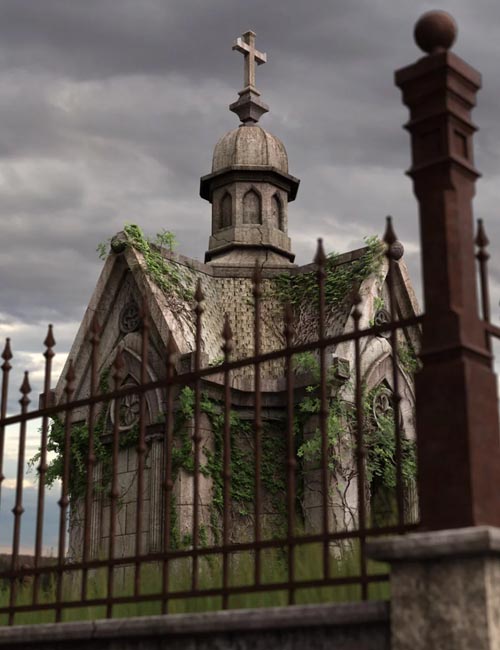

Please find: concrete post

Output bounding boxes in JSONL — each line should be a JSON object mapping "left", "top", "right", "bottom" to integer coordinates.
{"left": 368, "top": 527, "right": 500, "bottom": 650}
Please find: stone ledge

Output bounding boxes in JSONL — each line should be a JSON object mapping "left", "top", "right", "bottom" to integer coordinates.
{"left": 367, "top": 526, "right": 500, "bottom": 562}
{"left": 0, "top": 601, "right": 389, "bottom": 645}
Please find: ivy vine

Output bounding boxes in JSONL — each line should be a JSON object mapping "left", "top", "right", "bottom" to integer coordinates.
{"left": 271, "top": 236, "right": 385, "bottom": 308}
{"left": 97, "top": 223, "right": 194, "bottom": 302}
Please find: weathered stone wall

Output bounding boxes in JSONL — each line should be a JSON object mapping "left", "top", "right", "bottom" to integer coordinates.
{"left": 0, "top": 601, "right": 389, "bottom": 650}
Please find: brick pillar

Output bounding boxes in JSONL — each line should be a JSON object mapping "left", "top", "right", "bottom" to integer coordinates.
{"left": 395, "top": 10, "right": 500, "bottom": 529}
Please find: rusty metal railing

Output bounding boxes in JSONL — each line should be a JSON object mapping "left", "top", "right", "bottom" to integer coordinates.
{"left": 0, "top": 221, "right": 422, "bottom": 624}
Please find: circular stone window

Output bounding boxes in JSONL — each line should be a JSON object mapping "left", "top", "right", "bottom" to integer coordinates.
{"left": 120, "top": 302, "right": 141, "bottom": 334}
{"left": 110, "top": 384, "right": 141, "bottom": 431}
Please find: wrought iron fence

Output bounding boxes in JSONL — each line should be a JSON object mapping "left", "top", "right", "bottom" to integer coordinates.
{"left": 0, "top": 219, "right": 423, "bottom": 624}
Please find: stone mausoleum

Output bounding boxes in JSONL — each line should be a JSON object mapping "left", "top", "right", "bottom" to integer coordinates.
{"left": 55, "top": 31, "right": 420, "bottom": 559}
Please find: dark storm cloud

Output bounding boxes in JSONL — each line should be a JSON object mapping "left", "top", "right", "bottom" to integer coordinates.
{"left": 0, "top": 0, "right": 498, "bottom": 326}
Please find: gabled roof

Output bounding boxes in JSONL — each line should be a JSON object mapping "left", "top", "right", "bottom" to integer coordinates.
{"left": 55, "top": 232, "right": 419, "bottom": 402}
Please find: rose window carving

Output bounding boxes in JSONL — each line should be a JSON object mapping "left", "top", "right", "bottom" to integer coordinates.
{"left": 120, "top": 302, "right": 141, "bottom": 334}
{"left": 110, "top": 384, "right": 141, "bottom": 431}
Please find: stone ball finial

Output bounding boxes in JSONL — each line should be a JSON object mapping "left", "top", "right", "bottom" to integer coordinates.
{"left": 390, "top": 240, "right": 404, "bottom": 261}
{"left": 414, "top": 10, "right": 457, "bottom": 54}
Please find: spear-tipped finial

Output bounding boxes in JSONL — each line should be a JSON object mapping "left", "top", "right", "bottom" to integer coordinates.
{"left": 352, "top": 291, "right": 362, "bottom": 323}
{"left": 475, "top": 218, "right": 489, "bottom": 249}
{"left": 44, "top": 324, "right": 55, "bottom": 350}
{"left": 2, "top": 338, "right": 12, "bottom": 371}
{"left": 283, "top": 303, "right": 294, "bottom": 345}
{"left": 194, "top": 279, "right": 205, "bottom": 305}
{"left": 64, "top": 360, "right": 76, "bottom": 397}
{"left": 230, "top": 30, "right": 269, "bottom": 125}
{"left": 314, "top": 238, "right": 327, "bottom": 271}
{"left": 20, "top": 371, "right": 31, "bottom": 397}
{"left": 88, "top": 314, "right": 102, "bottom": 344}
{"left": 383, "top": 216, "right": 397, "bottom": 246}
{"left": 222, "top": 314, "right": 234, "bottom": 358}
{"left": 112, "top": 348, "right": 126, "bottom": 386}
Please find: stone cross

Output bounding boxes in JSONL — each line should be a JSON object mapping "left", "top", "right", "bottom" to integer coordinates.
{"left": 233, "top": 30, "right": 267, "bottom": 90}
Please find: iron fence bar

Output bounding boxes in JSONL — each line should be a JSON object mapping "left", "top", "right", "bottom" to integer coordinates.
{"left": 8, "top": 372, "right": 31, "bottom": 625}
{"left": 33, "top": 326, "right": 55, "bottom": 606}
{"left": 315, "top": 239, "right": 330, "bottom": 583}
{"left": 284, "top": 303, "right": 296, "bottom": 605}
{"left": 134, "top": 301, "right": 150, "bottom": 597}
{"left": 252, "top": 261, "right": 263, "bottom": 587}
{"left": 191, "top": 281, "right": 204, "bottom": 592}
{"left": 352, "top": 293, "right": 368, "bottom": 600}
{"left": 384, "top": 218, "right": 405, "bottom": 528}
{"left": 55, "top": 363, "right": 75, "bottom": 623}
{"left": 0, "top": 338, "right": 12, "bottom": 509}
{"left": 221, "top": 314, "right": 233, "bottom": 610}
{"left": 81, "top": 316, "right": 100, "bottom": 603}
{"left": 161, "top": 337, "right": 176, "bottom": 614}
{"left": 106, "top": 349, "right": 126, "bottom": 619}
{"left": 475, "top": 219, "right": 491, "bottom": 352}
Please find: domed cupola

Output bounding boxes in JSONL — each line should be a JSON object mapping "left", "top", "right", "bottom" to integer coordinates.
{"left": 200, "top": 30, "right": 300, "bottom": 267}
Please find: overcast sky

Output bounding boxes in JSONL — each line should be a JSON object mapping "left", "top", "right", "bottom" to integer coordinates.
{"left": 1, "top": 0, "right": 500, "bottom": 552}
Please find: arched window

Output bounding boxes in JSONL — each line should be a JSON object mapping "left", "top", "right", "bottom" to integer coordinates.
{"left": 271, "top": 193, "right": 282, "bottom": 230}
{"left": 220, "top": 192, "right": 232, "bottom": 228}
{"left": 243, "top": 189, "right": 261, "bottom": 224}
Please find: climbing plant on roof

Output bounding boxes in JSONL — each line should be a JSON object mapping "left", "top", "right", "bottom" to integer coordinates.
{"left": 272, "top": 236, "right": 385, "bottom": 308}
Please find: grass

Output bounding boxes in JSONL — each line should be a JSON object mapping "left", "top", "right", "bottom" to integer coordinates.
{"left": 0, "top": 543, "right": 389, "bottom": 626}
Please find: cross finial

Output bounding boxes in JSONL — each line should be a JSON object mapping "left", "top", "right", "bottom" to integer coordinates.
{"left": 233, "top": 30, "right": 267, "bottom": 91}
{"left": 230, "top": 30, "right": 269, "bottom": 125}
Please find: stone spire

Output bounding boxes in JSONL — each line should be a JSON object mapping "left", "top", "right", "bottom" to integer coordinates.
{"left": 230, "top": 30, "right": 269, "bottom": 125}
{"left": 200, "top": 30, "right": 299, "bottom": 268}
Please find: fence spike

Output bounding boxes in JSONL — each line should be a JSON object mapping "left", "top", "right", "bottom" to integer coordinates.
{"left": 194, "top": 278, "right": 205, "bottom": 306}
{"left": 88, "top": 313, "right": 102, "bottom": 343}
{"left": 222, "top": 314, "right": 233, "bottom": 357}
{"left": 475, "top": 218, "right": 490, "bottom": 251}
{"left": 19, "top": 371, "right": 31, "bottom": 407}
{"left": 352, "top": 291, "right": 362, "bottom": 322}
{"left": 383, "top": 215, "right": 398, "bottom": 246}
{"left": 2, "top": 338, "right": 12, "bottom": 368}
{"left": 314, "top": 238, "right": 327, "bottom": 267}
{"left": 252, "top": 259, "right": 263, "bottom": 296}
{"left": 44, "top": 324, "right": 55, "bottom": 350}
{"left": 112, "top": 348, "right": 126, "bottom": 385}
{"left": 284, "top": 303, "right": 295, "bottom": 345}
{"left": 64, "top": 360, "right": 76, "bottom": 397}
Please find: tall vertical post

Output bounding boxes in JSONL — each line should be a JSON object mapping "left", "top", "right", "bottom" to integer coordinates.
{"left": 396, "top": 10, "right": 500, "bottom": 529}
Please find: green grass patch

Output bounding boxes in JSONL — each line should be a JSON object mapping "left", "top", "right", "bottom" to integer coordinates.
{"left": 0, "top": 543, "right": 389, "bottom": 625}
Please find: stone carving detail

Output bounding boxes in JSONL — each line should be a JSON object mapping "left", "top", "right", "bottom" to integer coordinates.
{"left": 111, "top": 384, "right": 141, "bottom": 431}
{"left": 374, "top": 308, "right": 391, "bottom": 337}
{"left": 120, "top": 302, "right": 141, "bottom": 334}
{"left": 372, "top": 386, "right": 393, "bottom": 426}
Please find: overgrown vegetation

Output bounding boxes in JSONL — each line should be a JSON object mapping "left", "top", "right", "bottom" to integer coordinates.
{"left": 293, "top": 352, "right": 417, "bottom": 526}
{"left": 28, "top": 368, "right": 121, "bottom": 499}
{"left": 97, "top": 224, "right": 194, "bottom": 301}
{"left": 173, "top": 386, "right": 287, "bottom": 543}
{"left": 271, "top": 236, "right": 385, "bottom": 308}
